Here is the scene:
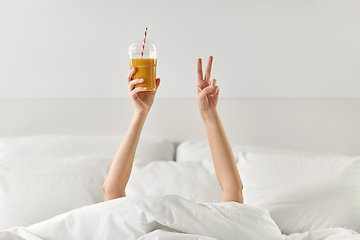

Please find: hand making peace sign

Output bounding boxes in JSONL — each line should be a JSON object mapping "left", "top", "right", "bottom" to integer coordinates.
{"left": 197, "top": 56, "right": 219, "bottom": 112}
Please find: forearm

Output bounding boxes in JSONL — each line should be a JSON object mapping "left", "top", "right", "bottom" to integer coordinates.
{"left": 103, "top": 110, "right": 148, "bottom": 201}
{"left": 200, "top": 109, "right": 243, "bottom": 201}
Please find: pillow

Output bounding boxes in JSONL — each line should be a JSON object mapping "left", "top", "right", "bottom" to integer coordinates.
{"left": 0, "top": 135, "right": 175, "bottom": 162}
{"left": 0, "top": 156, "right": 220, "bottom": 231}
{"left": 176, "top": 140, "right": 213, "bottom": 162}
{"left": 126, "top": 159, "right": 222, "bottom": 204}
{"left": 237, "top": 152, "right": 360, "bottom": 234}
{"left": 175, "top": 140, "right": 338, "bottom": 162}
{"left": 0, "top": 156, "right": 112, "bottom": 231}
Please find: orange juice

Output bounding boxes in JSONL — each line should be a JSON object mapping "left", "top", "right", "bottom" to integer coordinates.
{"left": 130, "top": 58, "right": 157, "bottom": 91}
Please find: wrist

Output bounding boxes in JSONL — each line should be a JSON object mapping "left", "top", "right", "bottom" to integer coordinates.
{"left": 200, "top": 108, "right": 218, "bottom": 124}
{"left": 134, "top": 108, "right": 149, "bottom": 119}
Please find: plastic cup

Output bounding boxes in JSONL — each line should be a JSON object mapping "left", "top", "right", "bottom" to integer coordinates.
{"left": 128, "top": 40, "right": 157, "bottom": 91}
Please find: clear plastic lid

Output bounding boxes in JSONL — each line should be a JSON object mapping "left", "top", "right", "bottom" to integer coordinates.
{"left": 128, "top": 40, "right": 157, "bottom": 59}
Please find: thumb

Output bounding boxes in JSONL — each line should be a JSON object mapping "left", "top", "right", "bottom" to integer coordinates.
{"left": 198, "top": 86, "right": 213, "bottom": 100}
{"left": 155, "top": 78, "right": 161, "bottom": 89}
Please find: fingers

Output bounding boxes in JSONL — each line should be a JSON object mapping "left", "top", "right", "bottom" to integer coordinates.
{"left": 211, "top": 86, "right": 219, "bottom": 97}
{"left": 129, "top": 86, "right": 146, "bottom": 99}
{"left": 197, "top": 58, "right": 203, "bottom": 82}
{"left": 204, "top": 56, "right": 213, "bottom": 83}
{"left": 128, "top": 78, "right": 144, "bottom": 93}
{"left": 155, "top": 78, "right": 161, "bottom": 89}
{"left": 197, "top": 56, "right": 214, "bottom": 94}
{"left": 198, "top": 85, "right": 213, "bottom": 100}
{"left": 198, "top": 79, "right": 219, "bottom": 98}
{"left": 128, "top": 77, "right": 160, "bottom": 97}
{"left": 127, "top": 67, "right": 137, "bottom": 82}
{"left": 207, "top": 79, "right": 218, "bottom": 96}
{"left": 210, "top": 78, "right": 216, "bottom": 88}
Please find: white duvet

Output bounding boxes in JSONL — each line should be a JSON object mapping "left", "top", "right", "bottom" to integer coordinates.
{"left": 1, "top": 195, "right": 359, "bottom": 240}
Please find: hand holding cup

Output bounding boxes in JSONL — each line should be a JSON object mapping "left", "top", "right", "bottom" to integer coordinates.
{"left": 128, "top": 67, "right": 160, "bottom": 114}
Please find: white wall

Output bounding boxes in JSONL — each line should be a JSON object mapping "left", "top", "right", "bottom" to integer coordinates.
{"left": 1, "top": 0, "right": 360, "bottom": 99}
{"left": 1, "top": 99, "right": 360, "bottom": 155}
{"left": 1, "top": 1, "right": 360, "bottom": 155}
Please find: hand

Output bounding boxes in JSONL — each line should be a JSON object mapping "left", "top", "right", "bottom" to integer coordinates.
{"left": 127, "top": 67, "right": 160, "bottom": 113}
{"left": 197, "top": 56, "right": 219, "bottom": 112}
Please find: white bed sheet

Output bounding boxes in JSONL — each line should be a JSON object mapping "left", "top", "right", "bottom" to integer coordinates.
{"left": 1, "top": 195, "right": 282, "bottom": 240}
{"left": 1, "top": 195, "right": 359, "bottom": 240}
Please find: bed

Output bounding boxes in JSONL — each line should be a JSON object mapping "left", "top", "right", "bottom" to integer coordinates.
{"left": 0, "top": 135, "right": 359, "bottom": 240}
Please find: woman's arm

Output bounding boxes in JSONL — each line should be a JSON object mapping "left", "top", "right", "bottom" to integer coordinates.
{"left": 102, "top": 111, "right": 147, "bottom": 201}
{"left": 103, "top": 68, "right": 160, "bottom": 201}
{"left": 197, "top": 56, "right": 243, "bottom": 203}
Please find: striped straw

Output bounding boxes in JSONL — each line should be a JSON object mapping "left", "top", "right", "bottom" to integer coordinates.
{"left": 141, "top": 27, "right": 148, "bottom": 58}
